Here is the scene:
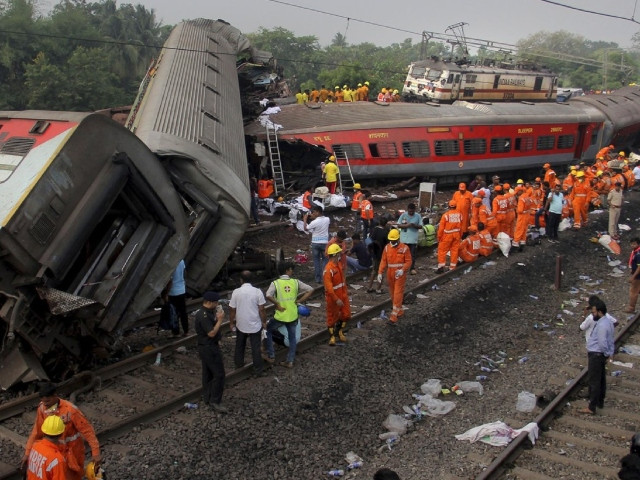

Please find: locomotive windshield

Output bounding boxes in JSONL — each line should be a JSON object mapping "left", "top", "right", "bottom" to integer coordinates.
{"left": 410, "top": 65, "right": 426, "bottom": 78}
{"left": 426, "top": 69, "right": 442, "bottom": 81}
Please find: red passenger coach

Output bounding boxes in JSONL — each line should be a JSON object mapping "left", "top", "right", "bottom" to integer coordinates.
{"left": 246, "top": 100, "right": 608, "bottom": 180}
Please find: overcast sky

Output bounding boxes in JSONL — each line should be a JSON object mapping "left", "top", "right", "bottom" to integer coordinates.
{"left": 139, "top": 0, "right": 639, "bottom": 50}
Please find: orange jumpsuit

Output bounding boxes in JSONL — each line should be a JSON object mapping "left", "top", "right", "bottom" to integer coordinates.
{"left": 452, "top": 190, "right": 473, "bottom": 234}
{"left": 325, "top": 238, "right": 348, "bottom": 270}
{"left": 459, "top": 233, "right": 481, "bottom": 263}
{"left": 570, "top": 179, "right": 590, "bottom": 228}
{"left": 478, "top": 229, "right": 495, "bottom": 256}
{"left": 623, "top": 168, "right": 635, "bottom": 188}
{"left": 543, "top": 168, "right": 556, "bottom": 186}
{"left": 351, "top": 191, "right": 363, "bottom": 212}
{"left": 26, "top": 438, "right": 67, "bottom": 480}
{"left": 479, "top": 204, "right": 498, "bottom": 239}
{"left": 562, "top": 174, "right": 575, "bottom": 193}
{"left": 506, "top": 191, "right": 517, "bottom": 237}
{"left": 514, "top": 193, "right": 530, "bottom": 246}
{"left": 492, "top": 194, "right": 509, "bottom": 235}
{"left": 378, "top": 242, "right": 412, "bottom": 323}
{"left": 25, "top": 399, "right": 100, "bottom": 480}
{"left": 437, "top": 209, "right": 462, "bottom": 270}
{"left": 302, "top": 191, "right": 312, "bottom": 209}
{"left": 323, "top": 260, "right": 350, "bottom": 327}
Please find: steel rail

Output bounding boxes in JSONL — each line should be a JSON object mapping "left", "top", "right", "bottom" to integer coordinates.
{"left": 475, "top": 311, "right": 640, "bottom": 480}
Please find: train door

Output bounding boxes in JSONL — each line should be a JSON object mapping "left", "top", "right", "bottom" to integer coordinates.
{"left": 533, "top": 76, "right": 543, "bottom": 91}
{"left": 450, "top": 74, "right": 462, "bottom": 100}
{"left": 574, "top": 124, "right": 589, "bottom": 159}
{"left": 493, "top": 75, "right": 500, "bottom": 89}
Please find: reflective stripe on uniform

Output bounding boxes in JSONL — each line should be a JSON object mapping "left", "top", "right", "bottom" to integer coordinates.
{"left": 387, "top": 263, "right": 404, "bottom": 267}
{"left": 332, "top": 283, "right": 344, "bottom": 290}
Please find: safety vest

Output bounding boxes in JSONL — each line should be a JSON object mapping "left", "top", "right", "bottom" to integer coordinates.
{"left": 273, "top": 278, "right": 299, "bottom": 322}
{"left": 418, "top": 224, "right": 436, "bottom": 247}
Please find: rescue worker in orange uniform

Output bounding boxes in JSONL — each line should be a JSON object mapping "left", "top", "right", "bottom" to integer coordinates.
{"left": 25, "top": 415, "right": 67, "bottom": 480}
{"left": 362, "top": 81, "right": 370, "bottom": 101}
{"left": 477, "top": 222, "right": 495, "bottom": 256}
{"left": 594, "top": 156, "right": 608, "bottom": 173}
{"left": 459, "top": 224, "right": 481, "bottom": 263}
{"left": 595, "top": 171, "right": 612, "bottom": 208}
{"left": 351, "top": 183, "right": 364, "bottom": 231}
{"left": 470, "top": 197, "right": 482, "bottom": 230}
{"left": 23, "top": 382, "right": 101, "bottom": 480}
{"left": 452, "top": 182, "right": 473, "bottom": 235}
{"left": 377, "top": 229, "right": 412, "bottom": 324}
{"left": 596, "top": 144, "right": 614, "bottom": 161}
{"left": 611, "top": 169, "right": 626, "bottom": 191}
{"left": 530, "top": 182, "right": 545, "bottom": 227}
{"left": 570, "top": 170, "right": 591, "bottom": 228}
{"left": 319, "top": 85, "right": 330, "bottom": 103}
{"left": 326, "top": 230, "right": 349, "bottom": 270}
{"left": 360, "top": 190, "right": 374, "bottom": 239}
{"left": 513, "top": 187, "right": 531, "bottom": 250}
{"left": 436, "top": 200, "right": 462, "bottom": 273}
{"left": 623, "top": 164, "right": 636, "bottom": 189}
{"left": 504, "top": 183, "right": 517, "bottom": 238}
{"left": 334, "top": 86, "right": 344, "bottom": 102}
{"left": 492, "top": 185, "right": 509, "bottom": 235}
{"left": 302, "top": 190, "right": 312, "bottom": 210}
{"left": 562, "top": 169, "right": 576, "bottom": 193}
{"left": 323, "top": 244, "right": 350, "bottom": 345}
{"left": 477, "top": 196, "right": 498, "bottom": 239}
{"left": 543, "top": 163, "right": 556, "bottom": 186}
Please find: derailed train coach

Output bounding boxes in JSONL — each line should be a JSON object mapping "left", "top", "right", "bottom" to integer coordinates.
{"left": 0, "top": 19, "right": 253, "bottom": 389}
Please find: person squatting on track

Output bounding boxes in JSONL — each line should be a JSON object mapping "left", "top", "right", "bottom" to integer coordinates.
{"left": 25, "top": 415, "right": 67, "bottom": 480}
{"left": 436, "top": 201, "right": 462, "bottom": 273}
{"left": 264, "top": 262, "right": 314, "bottom": 368}
{"left": 195, "top": 291, "right": 228, "bottom": 413}
{"left": 579, "top": 298, "right": 615, "bottom": 415}
{"left": 229, "top": 270, "right": 268, "bottom": 377}
{"left": 377, "top": 228, "right": 412, "bottom": 325}
{"left": 618, "top": 432, "right": 640, "bottom": 480}
{"left": 324, "top": 243, "right": 351, "bottom": 346}
{"left": 23, "top": 382, "right": 101, "bottom": 480}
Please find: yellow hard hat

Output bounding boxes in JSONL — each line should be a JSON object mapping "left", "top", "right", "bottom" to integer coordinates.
{"left": 596, "top": 170, "right": 603, "bottom": 176}
{"left": 619, "top": 151, "right": 626, "bottom": 156}
{"left": 86, "top": 461, "right": 104, "bottom": 480}
{"left": 576, "top": 171, "right": 585, "bottom": 177}
{"left": 327, "top": 244, "right": 343, "bottom": 255}
{"left": 516, "top": 178, "right": 524, "bottom": 184}
{"left": 41, "top": 415, "right": 65, "bottom": 436}
{"left": 387, "top": 229, "right": 400, "bottom": 241}
{"left": 335, "top": 86, "right": 340, "bottom": 89}
{"left": 357, "top": 83, "right": 362, "bottom": 87}
{"left": 277, "top": 196, "right": 284, "bottom": 202}
{"left": 328, "top": 155, "right": 336, "bottom": 162}
{"left": 364, "top": 81, "right": 370, "bottom": 85}
{"left": 393, "top": 89, "right": 398, "bottom": 94}
{"left": 343, "top": 84, "right": 348, "bottom": 89}
{"left": 353, "top": 183, "right": 361, "bottom": 189}
{"left": 381, "top": 88, "right": 387, "bottom": 93}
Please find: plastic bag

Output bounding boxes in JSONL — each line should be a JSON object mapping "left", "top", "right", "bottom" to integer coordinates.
{"left": 420, "top": 379, "right": 442, "bottom": 396}
{"left": 382, "top": 414, "right": 411, "bottom": 435}
{"left": 496, "top": 232, "right": 511, "bottom": 257}
{"left": 516, "top": 391, "right": 536, "bottom": 413}
{"left": 417, "top": 394, "right": 456, "bottom": 416}
{"left": 558, "top": 218, "right": 572, "bottom": 231}
{"left": 620, "top": 344, "right": 640, "bottom": 356}
{"left": 598, "top": 235, "right": 621, "bottom": 255}
{"left": 455, "top": 381, "right": 484, "bottom": 395}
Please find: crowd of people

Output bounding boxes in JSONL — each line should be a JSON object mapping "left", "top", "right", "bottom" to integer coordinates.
{"left": 295, "top": 83, "right": 402, "bottom": 104}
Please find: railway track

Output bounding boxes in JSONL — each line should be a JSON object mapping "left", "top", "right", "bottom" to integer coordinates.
{"left": 479, "top": 311, "right": 640, "bottom": 480}
{"left": 0, "top": 250, "right": 470, "bottom": 480}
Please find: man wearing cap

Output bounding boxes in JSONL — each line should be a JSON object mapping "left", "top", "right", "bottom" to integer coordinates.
{"left": 324, "top": 244, "right": 350, "bottom": 345}
{"left": 436, "top": 201, "right": 462, "bottom": 273}
{"left": 25, "top": 415, "right": 67, "bottom": 480}
{"left": 608, "top": 180, "right": 624, "bottom": 239}
{"left": 265, "top": 262, "right": 314, "bottom": 368}
{"left": 489, "top": 175, "right": 501, "bottom": 193}
{"left": 195, "top": 291, "right": 227, "bottom": 412}
{"left": 22, "top": 382, "right": 100, "bottom": 480}
{"left": 351, "top": 184, "right": 364, "bottom": 231}
{"left": 229, "top": 271, "right": 268, "bottom": 376}
{"left": 322, "top": 155, "right": 340, "bottom": 194}
{"left": 543, "top": 163, "right": 557, "bottom": 187}
{"left": 452, "top": 183, "right": 473, "bottom": 235}
{"left": 377, "top": 229, "right": 412, "bottom": 324}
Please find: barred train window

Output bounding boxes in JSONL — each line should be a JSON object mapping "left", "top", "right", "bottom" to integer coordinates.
{"left": 557, "top": 135, "right": 575, "bottom": 149}
{"left": 0, "top": 137, "right": 36, "bottom": 182}
{"left": 434, "top": 139, "right": 459, "bottom": 156}
{"left": 402, "top": 141, "right": 430, "bottom": 158}
{"left": 490, "top": 137, "right": 511, "bottom": 153}
{"left": 463, "top": 138, "right": 486, "bottom": 155}
{"left": 515, "top": 136, "right": 534, "bottom": 152}
{"left": 463, "top": 88, "right": 475, "bottom": 97}
{"left": 590, "top": 129, "right": 599, "bottom": 145}
{"left": 369, "top": 142, "right": 398, "bottom": 158}
{"left": 465, "top": 74, "right": 477, "bottom": 83}
{"left": 537, "top": 135, "right": 555, "bottom": 150}
{"left": 331, "top": 143, "right": 365, "bottom": 159}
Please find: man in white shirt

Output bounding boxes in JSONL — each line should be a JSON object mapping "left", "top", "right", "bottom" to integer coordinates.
{"left": 229, "top": 271, "right": 268, "bottom": 376}
{"left": 633, "top": 161, "right": 640, "bottom": 187}
{"left": 304, "top": 205, "right": 331, "bottom": 283}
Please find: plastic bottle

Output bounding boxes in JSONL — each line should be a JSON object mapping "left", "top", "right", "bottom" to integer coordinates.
{"left": 327, "top": 469, "right": 344, "bottom": 477}
{"left": 184, "top": 402, "right": 198, "bottom": 409}
{"left": 476, "top": 375, "right": 487, "bottom": 381}
{"left": 518, "top": 356, "right": 529, "bottom": 364}
{"left": 612, "top": 370, "right": 623, "bottom": 377}
{"left": 154, "top": 353, "right": 161, "bottom": 366}
{"left": 347, "top": 461, "right": 363, "bottom": 470}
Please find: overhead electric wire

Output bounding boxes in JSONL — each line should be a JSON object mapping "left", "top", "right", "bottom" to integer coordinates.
{"left": 537, "top": 0, "right": 640, "bottom": 24}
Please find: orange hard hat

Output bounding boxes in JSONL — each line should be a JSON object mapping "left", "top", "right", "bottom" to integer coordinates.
{"left": 477, "top": 189, "right": 485, "bottom": 198}
{"left": 503, "top": 183, "right": 511, "bottom": 190}
{"left": 448, "top": 200, "right": 457, "bottom": 208}
{"left": 458, "top": 182, "right": 466, "bottom": 190}
{"left": 494, "top": 185, "right": 503, "bottom": 192}
{"left": 535, "top": 177, "right": 541, "bottom": 182}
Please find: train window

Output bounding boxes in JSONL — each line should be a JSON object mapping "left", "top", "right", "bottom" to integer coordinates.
{"left": 0, "top": 137, "right": 36, "bottom": 182}
{"left": 447, "top": 74, "right": 454, "bottom": 84}
{"left": 434, "top": 140, "right": 459, "bottom": 156}
{"left": 533, "top": 76, "right": 543, "bottom": 91}
{"left": 402, "top": 141, "right": 430, "bottom": 158}
{"left": 410, "top": 66, "right": 426, "bottom": 78}
{"left": 331, "top": 143, "right": 365, "bottom": 159}
{"left": 29, "top": 121, "right": 50, "bottom": 134}
{"left": 590, "top": 129, "right": 599, "bottom": 145}
{"left": 493, "top": 75, "right": 500, "bottom": 89}
{"left": 557, "top": 135, "right": 575, "bottom": 149}
{"left": 465, "top": 75, "right": 477, "bottom": 84}
{"left": 426, "top": 69, "right": 441, "bottom": 81}
{"left": 463, "top": 88, "right": 475, "bottom": 97}
{"left": 463, "top": 138, "right": 486, "bottom": 155}
{"left": 537, "top": 135, "right": 555, "bottom": 150}
{"left": 515, "top": 136, "right": 534, "bottom": 151}
{"left": 490, "top": 137, "right": 512, "bottom": 153}
{"left": 369, "top": 142, "right": 398, "bottom": 158}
